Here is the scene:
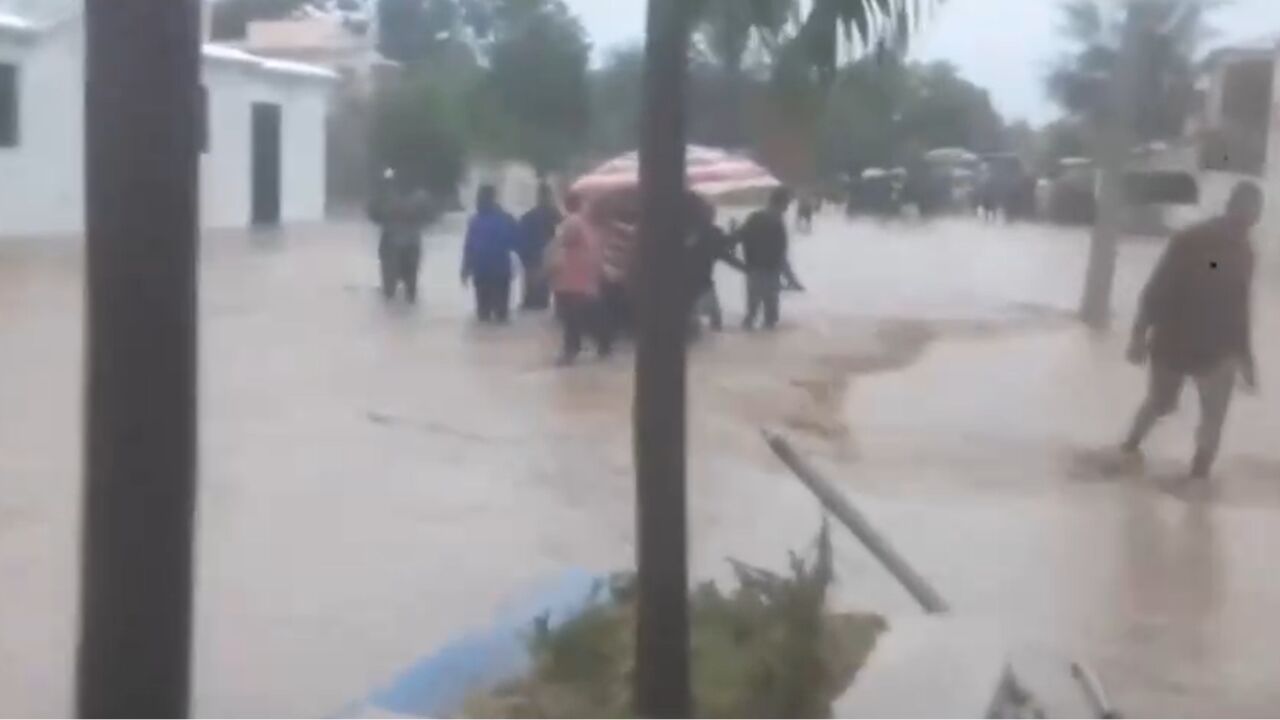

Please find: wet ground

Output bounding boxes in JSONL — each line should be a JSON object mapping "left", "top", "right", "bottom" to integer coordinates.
{"left": 2, "top": 214, "right": 1279, "bottom": 717}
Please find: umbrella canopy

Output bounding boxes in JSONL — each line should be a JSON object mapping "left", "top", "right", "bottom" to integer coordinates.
{"left": 570, "top": 145, "right": 781, "bottom": 204}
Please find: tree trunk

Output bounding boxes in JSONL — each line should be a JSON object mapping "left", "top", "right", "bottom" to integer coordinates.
{"left": 1080, "top": 126, "right": 1123, "bottom": 329}
{"left": 634, "top": 0, "right": 692, "bottom": 716}
{"left": 79, "top": 1, "right": 201, "bottom": 716}
{"left": 1080, "top": 6, "right": 1140, "bottom": 329}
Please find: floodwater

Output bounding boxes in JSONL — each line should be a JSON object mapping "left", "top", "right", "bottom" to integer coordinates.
{"left": 1, "top": 214, "right": 1279, "bottom": 717}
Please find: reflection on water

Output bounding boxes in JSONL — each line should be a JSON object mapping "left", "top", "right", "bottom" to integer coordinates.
{"left": 1, "top": 216, "right": 1279, "bottom": 715}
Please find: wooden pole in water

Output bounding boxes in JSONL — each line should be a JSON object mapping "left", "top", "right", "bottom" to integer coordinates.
{"left": 79, "top": 0, "right": 201, "bottom": 715}
{"left": 634, "top": 0, "right": 692, "bottom": 716}
{"left": 764, "top": 431, "right": 950, "bottom": 615}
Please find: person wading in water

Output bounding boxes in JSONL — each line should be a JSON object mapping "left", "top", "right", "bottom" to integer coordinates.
{"left": 1122, "top": 181, "right": 1263, "bottom": 481}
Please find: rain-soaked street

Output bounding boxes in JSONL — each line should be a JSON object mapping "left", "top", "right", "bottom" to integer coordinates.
{"left": 3, "top": 214, "right": 1280, "bottom": 717}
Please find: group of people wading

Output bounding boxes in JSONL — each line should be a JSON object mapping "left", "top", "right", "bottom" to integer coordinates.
{"left": 369, "top": 172, "right": 803, "bottom": 366}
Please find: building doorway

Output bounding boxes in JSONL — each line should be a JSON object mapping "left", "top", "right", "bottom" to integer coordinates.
{"left": 251, "top": 102, "right": 282, "bottom": 226}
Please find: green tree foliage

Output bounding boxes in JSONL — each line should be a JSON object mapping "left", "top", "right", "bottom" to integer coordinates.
{"left": 370, "top": 74, "right": 469, "bottom": 200}
{"left": 692, "top": 0, "right": 794, "bottom": 148}
{"left": 1046, "top": 0, "right": 1216, "bottom": 142}
{"left": 377, "top": 0, "right": 492, "bottom": 66}
{"left": 373, "top": 0, "right": 589, "bottom": 178}
{"left": 587, "top": 48, "right": 645, "bottom": 159}
{"left": 817, "top": 58, "right": 1006, "bottom": 177}
{"left": 471, "top": 0, "right": 591, "bottom": 175}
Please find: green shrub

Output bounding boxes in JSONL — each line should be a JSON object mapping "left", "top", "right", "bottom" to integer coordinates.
{"left": 467, "top": 524, "right": 885, "bottom": 718}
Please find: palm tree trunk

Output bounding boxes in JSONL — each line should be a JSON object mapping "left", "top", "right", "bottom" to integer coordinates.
{"left": 634, "top": 0, "right": 692, "bottom": 716}
{"left": 79, "top": 1, "right": 201, "bottom": 715}
{"left": 1080, "top": 6, "right": 1140, "bottom": 329}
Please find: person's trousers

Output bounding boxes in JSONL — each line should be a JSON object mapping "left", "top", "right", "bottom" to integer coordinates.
{"left": 744, "top": 271, "right": 781, "bottom": 329}
{"left": 380, "top": 242, "right": 421, "bottom": 301}
{"left": 695, "top": 286, "right": 722, "bottom": 331}
{"left": 521, "top": 259, "right": 551, "bottom": 310}
{"left": 557, "top": 292, "right": 613, "bottom": 361}
{"left": 1125, "top": 359, "right": 1238, "bottom": 475}
{"left": 474, "top": 276, "right": 511, "bottom": 322}
{"left": 601, "top": 281, "right": 632, "bottom": 336}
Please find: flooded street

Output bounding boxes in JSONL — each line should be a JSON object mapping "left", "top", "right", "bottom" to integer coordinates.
{"left": 3, "top": 214, "right": 1280, "bottom": 717}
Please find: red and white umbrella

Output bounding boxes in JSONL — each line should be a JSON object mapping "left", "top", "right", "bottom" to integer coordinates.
{"left": 570, "top": 145, "right": 781, "bottom": 204}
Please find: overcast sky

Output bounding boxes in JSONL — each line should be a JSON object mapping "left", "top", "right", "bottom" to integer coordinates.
{"left": 564, "top": 0, "right": 1280, "bottom": 126}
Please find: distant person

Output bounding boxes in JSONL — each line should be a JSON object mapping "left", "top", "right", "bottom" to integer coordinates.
{"left": 1122, "top": 181, "right": 1263, "bottom": 480}
{"left": 796, "top": 197, "right": 815, "bottom": 234}
{"left": 548, "top": 195, "right": 612, "bottom": 364}
{"left": 976, "top": 178, "right": 999, "bottom": 223}
{"left": 368, "top": 169, "right": 433, "bottom": 303}
{"left": 518, "top": 182, "right": 561, "bottom": 311}
{"left": 462, "top": 185, "right": 521, "bottom": 323}
{"left": 737, "top": 188, "right": 801, "bottom": 331}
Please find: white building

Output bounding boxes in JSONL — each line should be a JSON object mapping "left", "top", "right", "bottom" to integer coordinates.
{"left": 1187, "top": 34, "right": 1280, "bottom": 259}
{"left": 0, "top": 1, "right": 336, "bottom": 238}
{"left": 231, "top": 11, "right": 399, "bottom": 205}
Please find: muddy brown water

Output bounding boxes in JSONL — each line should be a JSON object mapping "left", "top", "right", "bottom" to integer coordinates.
{"left": 2, "top": 216, "right": 1279, "bottom": 716}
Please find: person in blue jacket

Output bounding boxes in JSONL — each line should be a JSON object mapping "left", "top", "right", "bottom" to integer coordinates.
{"left": 461, "top": 184, "right": 521, "bottom": 323}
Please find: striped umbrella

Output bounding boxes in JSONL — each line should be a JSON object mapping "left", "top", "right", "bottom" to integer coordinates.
{"left": 570, "top": 145, "right": 782, "bottom": 204}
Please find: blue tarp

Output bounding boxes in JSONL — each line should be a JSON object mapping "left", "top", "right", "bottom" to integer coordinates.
{"left": 349, "top": 568, "right": 603, "bottom": 717}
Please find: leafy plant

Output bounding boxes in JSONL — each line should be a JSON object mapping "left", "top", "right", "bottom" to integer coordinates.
{"left": 466, "top": 524, "right": 885, "bottom": 718}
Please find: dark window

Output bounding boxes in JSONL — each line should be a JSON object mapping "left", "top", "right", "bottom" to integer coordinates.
{"left": 0, "top": 64, "right": 17, "bottom": 148}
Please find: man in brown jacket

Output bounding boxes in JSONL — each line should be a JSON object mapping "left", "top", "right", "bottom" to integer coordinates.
{"left": 1122, "top": 181, "right": 1263, "bottom": 479}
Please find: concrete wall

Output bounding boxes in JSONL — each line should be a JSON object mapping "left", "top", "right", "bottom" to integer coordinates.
{"left": 0, "top": 25, "right": 84, "bottom": 236}
{"left": 0, "top": 20, "right": 331, "bottom": 238}
{"left": 201, "top": 61, "right": 330, "bottom": 228}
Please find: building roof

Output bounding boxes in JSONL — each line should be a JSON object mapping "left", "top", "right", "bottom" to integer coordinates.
{"left": 0, "top": 10, "right": 37, "bottom": 38}
{"left": 203, "top": 43, "right": 339, "bottom": 81}
{"left": 1204, "top": 34, "right": 1280, "bottom": 70}
{"left": 0, "top": 3, "right": 337, "bottom": 83}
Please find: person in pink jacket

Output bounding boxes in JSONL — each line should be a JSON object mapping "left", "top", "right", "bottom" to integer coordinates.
{"left": 549, "top": 195, "right": 614, "bottom": 364}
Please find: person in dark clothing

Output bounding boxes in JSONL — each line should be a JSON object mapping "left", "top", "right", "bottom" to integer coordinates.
{"left": 685, "top": 193, "right": 744, "bottom": 333}
{"left": 369, "top": 170, "right": 433, "bottom": 303}
{"left": 518, "top": 183, "right": 560, "bottom": 311}
{"left": 462, "top": 184, "right": 521, "bottom": 323}
{"left": 1122, "top": 181, "right": 1263, "bottom": 480}
{"left": 737, "top": 188, "right": 801, "bottom": 330}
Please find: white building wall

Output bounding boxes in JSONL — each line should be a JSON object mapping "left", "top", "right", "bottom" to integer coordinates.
{"left": 0, "top": 19, "right": 332, "bottom": 239}
{"left": 0, "top": 25, "right": 84, "bottom": 236}
{"left": 201, "top": 63, "right": 330, "bottom": 228}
